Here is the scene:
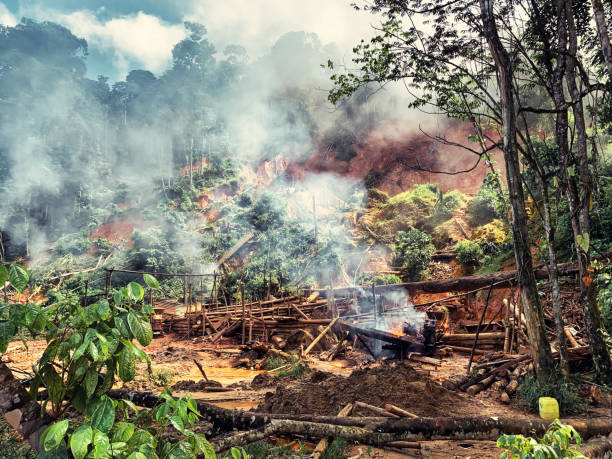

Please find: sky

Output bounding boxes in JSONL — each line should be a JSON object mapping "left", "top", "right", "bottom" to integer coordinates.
{"left": 0, "top": 0, "right": 379, "bottom": 81}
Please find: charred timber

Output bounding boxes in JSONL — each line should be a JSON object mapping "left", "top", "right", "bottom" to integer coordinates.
{"left": 312, "top": 258, "right": 606, "bottom": 296}
{"left": 334, "top": 320, "right": 420, "bottom": 346}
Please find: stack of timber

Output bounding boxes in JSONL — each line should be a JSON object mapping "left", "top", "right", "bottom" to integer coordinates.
{"left": 162, "top": 295, "right": 353, "bottom": 340}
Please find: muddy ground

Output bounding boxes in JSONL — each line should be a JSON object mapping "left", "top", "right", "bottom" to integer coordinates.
{"left": 3, "top": 333, "right": 611, "bottom": 458}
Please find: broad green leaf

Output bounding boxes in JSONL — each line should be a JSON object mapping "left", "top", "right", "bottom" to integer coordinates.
{"left": 68, "top": 332, "right": 82, "bottom": 349}
{"left": 92, "top": 430, "right": 110, "bottom": 459}
{"left": 90, "top": 396, "right": 115, "bottom": 433}
{"left": 576, "top": 233, "right": 590, "bottom": 253}
{"left": 72, "top": 340, "right": 89, "bottom": 362}
{"left": 84, "top": 366, "right": 98, "bottom": 398}
{"left": 113, "top": 290, "right": 122, "bottom": 305}
{"left": 95, "top": 360, "right": 116, "bottom": 397}
{"left": 193, "top": 434, "right": 216, "bottom": 459}
{"left": 231, "top": 447, "right": 241, "bottom": 459}
{"left": 70, "top": 424, "right": 92, "bottom": 459}
{"left": 118, "top": 346, "right": 135, "bottom": 382}
{"left": 8, "top": 264, "right": 29, "bottom": 293}
{"left": 126, "top": 453, "right": 148, "bottom": 459}
{"left": 89, "top": 341, "right": 100, "bottom": 362}
{"left": 96, "top": 300, "right": 111, "bottom": 320}
{"left": 25, "top": 304, "right": 46, "bottom": 334}
{"left": 169, "top": 415, "right": 184, "bottom": 433}
{"left": 83, "top": 305, "right": 99, "bottom": 326}
{"left": 114, "top": 314, "right": 132, "bottom": 339}
{"left": 143, "top": 274, "right": 160, "bottom": 290}
{"left": 127, "top": 311, "right": 152, "bottom": 346}
{"left": 42, "top": 420, "right": 69, "bottom": 451}
{"left": 127, "top": 282, "right": 144, "bottom": 301}
{"left": 0, "top": 321, "right": 16, "bottom": 345}
{"left": 0, "top": 265, "right": 8, "bottom": 286}
{"left": 112, "top": 422, "right": 134, "bottom": 443}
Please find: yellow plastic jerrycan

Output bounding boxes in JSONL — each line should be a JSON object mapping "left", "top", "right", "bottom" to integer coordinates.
{"left": 539, "top": 397, "right": 559, "bottom": 420}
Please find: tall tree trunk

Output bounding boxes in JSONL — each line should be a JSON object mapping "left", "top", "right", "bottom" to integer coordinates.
{"left": 479, "top": 0, "right": 553, "bottom": 380}
{"left": 565, "top": 0, "right": 612, "bottom": 381}
{"left": 591, "top": 0, "right": 612, "bottom": 80}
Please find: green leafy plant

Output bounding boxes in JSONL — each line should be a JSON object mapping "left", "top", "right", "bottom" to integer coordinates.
{"left": 455, "top": 240, "right": 484, "bottom": 268}
{"left": 515, "top": 372, "right": 587, "bottom": 416}
{"left": 497, "top": 419, "right": 586, "bottom": 458}
{"left": 393, "top": 229, "right": 434, "bottom": 281}
{"left": 1, "top": 266, "right": 217, "bottom": 458}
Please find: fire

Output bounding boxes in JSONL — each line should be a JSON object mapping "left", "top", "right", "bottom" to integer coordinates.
{"left": 388, "top": 322, "right": 405, "bottom": 337}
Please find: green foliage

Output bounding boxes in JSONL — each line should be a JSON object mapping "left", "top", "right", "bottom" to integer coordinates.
{"left": 393, "top": 229, "right": 434, "bottom": 281}
{"left": 355, "top": 273, "right": 402, "bottom": 286}
{"left": 455, "top": 240, "right": 484, "bottom": 268}
{"left": 321, "top": 438, "right": 348, "bottom": 459}
{"left": 367, "top": 184, "right": 439, "bottom": 238}
{"left": 516, "top": 372, "right": 587, "bottom": 416}
{"left": 597, "top": 269, "right": 612, "bottom": 334}
{"left": 470, "top": 179, "right": 504, "bottom": 226}
{"left": 497, "top": 420, "right": 586, "bottom": 458}
{"left": 247, "top": 194, "right": 284, "bottom": 232}
{"left": 431, "top": 190, "right": 465, "bottom": 224}
{"left": 263, "top": 355, "right": 285, "bottom": 371}
{"left": 53, "top": 234, "right": 91, "bottom": 257}
{"left": 0, "top": 416, "right": 35, "bottom": 458}
{"left": 150, "top": 368, "right": 175, "bottom": 387}
{"left": 1, "top": 268, "right": 216, "bottom": 458}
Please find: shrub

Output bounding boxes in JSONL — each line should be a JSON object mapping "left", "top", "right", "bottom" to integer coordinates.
{"left": 432, "top": 189, "right": 465, "bottom": 224}
{"left": 372, "top": 184, "right": 439, "bottom": 236}
{"left": 597, "top": 270, "right": 612, "bottom": 333}
{"left": 53, "top": 234, "right": 91, "bottom": 256}
{"left": 455, "top": 240, "right": 484, "bottom": 267}
{"left": 322, "top": 438, "right": 348, "bottom": 459}
{"left": 394, "top": 229, "right": 434, "bottom": 281}
{"left": 497, "top": 419, "right": 586, "bottom": 459}
{"left": 247, "top": 194, "right": 284, "bottom": 232}
{"left": 356, "top": 273, "right": 402, "bottom": 286}
{"left": 150, "top": 367, "right": 174, "bottom": 387}
{"left": 470, "top": 180, "right": 503, "bottom": 225}
{"left": 515, "top": 372, "right": 587, "bottom": 416}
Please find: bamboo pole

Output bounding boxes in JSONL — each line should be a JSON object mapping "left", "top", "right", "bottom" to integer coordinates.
{"left": 303, "top": 318, "right": 338, "bottom": 356}
{"left": 241, "top": 284, "right": 246, "bottom": 345}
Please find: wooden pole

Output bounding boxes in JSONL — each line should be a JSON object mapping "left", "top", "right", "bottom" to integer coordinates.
{"left": 183, "top": 275, "right": 188, "bottom": 314}
{"left": 467, "top": 283, "right": 494, "bottom": 375}
{"left": 313, "top": 194, "right": 318, "bottom": 241}
{"left": 372, "top": 283, "right": 378, "bottom": 328}
{"left": 83, "top": 280, "right": 89, "bottom": 307}
{"left": 248, "top": 303, "right": 253, "bottom": 343}
{"left": 241, "top": 284, "right": 246, "bottom": 345}
{"left": 503, "top": 298, "right": 511, "bottom": 353}
{"left": 303, "top": 318, "right": 338, "bottom": 356}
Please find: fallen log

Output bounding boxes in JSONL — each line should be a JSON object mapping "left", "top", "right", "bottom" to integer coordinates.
{"left": 355, "top": 401, "right": 399, "bottom": 418}
{"left": 335, "top": 320, "right": 419, "bottom": 347}
{"left": 576, "top": 436, "right": 612, "bottom": 458}
{"left": 312, "top": 404, "right": 353, "bottom": 459}
{"left": 374, "top": 417, "right": 612, "bottom": 441}
{"left": 384, "top": 404, "right": 418, "bottom": 419}
{"left": 459, "top": 355, "right": 531, "bottom": 391}
{"left": 314, "top": 257, "right": 599, "bottom": 296}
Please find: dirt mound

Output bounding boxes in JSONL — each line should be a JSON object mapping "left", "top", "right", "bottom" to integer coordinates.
{"left": 171, "top": 380, "right": 223, "bottom": 391}
{"left": 250, "top": 372, "right": 279, "bottom": 389}
{"left": 258, "top": 363, "right": 487, "bottom": 417}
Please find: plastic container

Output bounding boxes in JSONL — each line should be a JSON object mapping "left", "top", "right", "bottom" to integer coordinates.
{"left": 538, "top": 397, "right": 559, "bottom": 420}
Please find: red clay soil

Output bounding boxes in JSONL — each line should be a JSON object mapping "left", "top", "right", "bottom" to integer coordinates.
{"left": 88, "top": 216, "right": 150, "bottom": 244}
{"left": 286, "top": 120, "right": 503, "bottom": 196}
{"left": 258, "top": 363, "right": 489, "bottom": 417}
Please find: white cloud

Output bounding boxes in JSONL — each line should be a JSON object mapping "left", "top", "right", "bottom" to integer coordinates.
{"left": 0, "top": 2, "right": 17, "bottom": 26}
{"left": 52, "top": 10, "right": 186, "bottom": 77}
{"left": 186, "top": 0, "right": 379, "bottom": 59}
